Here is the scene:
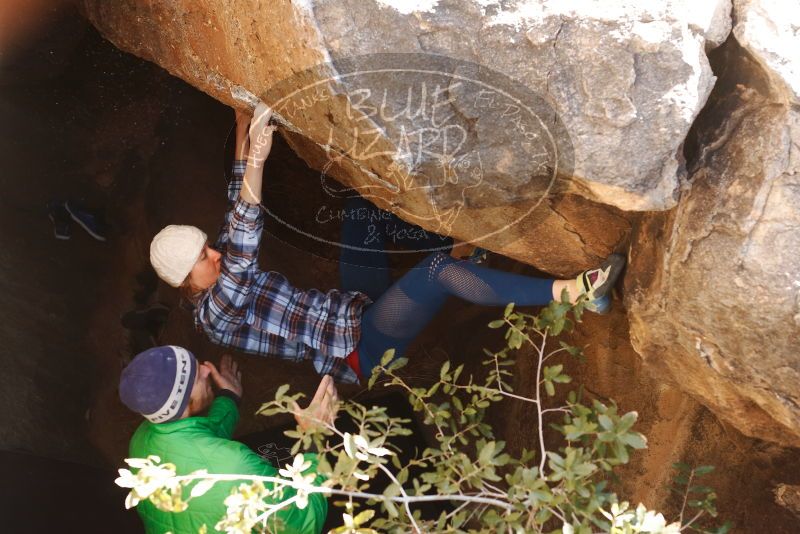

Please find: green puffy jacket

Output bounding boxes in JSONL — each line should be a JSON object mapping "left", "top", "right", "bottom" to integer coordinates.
{"left": 129, "top": 396, "right": 327, "bottom": 534}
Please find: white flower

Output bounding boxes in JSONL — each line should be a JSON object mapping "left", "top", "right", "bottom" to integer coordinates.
{"left": 279, "top": 454, "right": 317, "bottom": 509}
{"left": 638, "top": 509, "right": 681, "bottom": 533}
{"left": 217, "top": 482, "right": 270, "bottom": 533}
{"left": 124, "top": 458, "right": 151, "bottom": 469}
{"left": 640, "top": 510, "right": 667, "bottom": 531}
{"left": 602, "top": 502, "right": 681, "bottom": 534}
{"left": 124, "top": 491, "right": 140, "bottom": 509}
{"left": 115, "top": 468, "right": 137, "bottom": 489}
{"left": 278, "top": 454, "right": 312, "bottom": 480}
{"left": 123, "top": 455, "right": 161, "bottom": 468}
{"left": 295, "top": 491, "right": 310, "bottom": 510}
{"left": 601, "top": 501, "right": 635, "bottom": 527}
{"left": 279, "top": 454, "right": 316, "bottom": 490}
{"left": 343, "top": 433, "right": 358, "bottom": 459}
{"left": 116, "top": 457, "right": 178, "bottom": 509}
{"left": 190, "top": 479, "right": 216, "bottom": 498}
{"left": 343, "top": 432, "right": 394, "bottom": 462}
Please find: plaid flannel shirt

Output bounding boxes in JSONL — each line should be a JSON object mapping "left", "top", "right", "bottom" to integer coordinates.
{"left": 193, "top": 160, "right": 371, "bottom": 384}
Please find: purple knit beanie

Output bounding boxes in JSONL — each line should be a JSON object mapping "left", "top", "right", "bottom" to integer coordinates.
{"left": 119, "top": 346, "right": 198, "bottom": 423}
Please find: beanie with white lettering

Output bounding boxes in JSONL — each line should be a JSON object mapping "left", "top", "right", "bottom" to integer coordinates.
{"left": 119, "top": 346, "right": 198, "bottom": 423}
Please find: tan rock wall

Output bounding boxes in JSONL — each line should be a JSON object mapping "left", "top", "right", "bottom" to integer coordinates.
{"left": 626, "top": 43, "right": 800, "bottom": 445}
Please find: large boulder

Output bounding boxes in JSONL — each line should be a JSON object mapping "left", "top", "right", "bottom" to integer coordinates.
{"left": 309, "top": 0, "right": 730, "bottom": 211}
{"left": 77, "top": 0, "right": 731, "bottom": 273}
{"left": 626, "top": 33, "right": 800, "bottom": 446}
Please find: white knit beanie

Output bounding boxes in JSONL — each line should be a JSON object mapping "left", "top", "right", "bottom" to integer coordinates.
{"left": 150, "top": 225, "right": 208, "bottom": 287}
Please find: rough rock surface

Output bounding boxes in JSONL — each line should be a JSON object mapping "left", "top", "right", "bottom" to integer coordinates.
{"left": 734, "top": 0, "right": 800, "bottom": 103}
{"left": 309, "top": 0, "right": 730, "bottom": 211}
{"left": 626, "top": 36, "right": 800, "bottom": 446}
{"left": 78, "top": 0, "right": 732, "bottom": 273}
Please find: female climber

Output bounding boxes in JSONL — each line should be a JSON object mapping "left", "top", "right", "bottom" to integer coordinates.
{"left": 148, "top": 103, "right": 625, "bottom": 384}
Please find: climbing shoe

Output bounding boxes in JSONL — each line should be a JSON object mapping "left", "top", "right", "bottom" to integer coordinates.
{"left": 47, "top": 201, "right": 71, "bottom": 240}
{"left": 577, "top": 253, "right": 626, "bottom": 302}
{"left": 584, "top": 294, "right": 611, "bottom": 315}
{"left": 467, "top": 246, "right": 488, "bottom": 264}
{"left": 65, "top": 200, "right": 107, "bottom": 242}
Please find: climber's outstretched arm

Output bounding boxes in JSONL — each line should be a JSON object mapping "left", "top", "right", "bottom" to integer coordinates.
{"left": 241, "top": 102, "right": 276, "bottom": 205}
{"left": 234, "top": 108, "right": 251, "bottom": 161}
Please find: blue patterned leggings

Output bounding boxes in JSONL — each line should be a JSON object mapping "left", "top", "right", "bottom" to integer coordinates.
{"left": 339, "top": 197, "right": 555, "bottom": 378}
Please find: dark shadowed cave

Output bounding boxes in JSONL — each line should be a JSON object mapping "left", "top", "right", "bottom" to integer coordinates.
{"left": 2, "top": 7, "right": 800, "bottom": 534}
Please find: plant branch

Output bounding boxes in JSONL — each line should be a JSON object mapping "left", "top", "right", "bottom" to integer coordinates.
{"left": 377, "top": 462, "right": 421, "bottom": 533}
{"left": 679, "top": 470, "right": 695, "bottom": 524}
{"left": 680, "top": 509, "right": 706, "bottom": 531}
{"left": 537, "top": 330, "right": 549, "bottom": 475}
{"left": 161, "top": 472, "right": 515, "bottom": 511}
{"left": 254, "top": 493, "right": 300, "bottom": 527}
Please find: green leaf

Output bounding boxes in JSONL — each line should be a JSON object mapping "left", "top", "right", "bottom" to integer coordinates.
{"left": 544, "top": 364, "right": 563, "bottom": 379}
{"left": 488, "top": 319, "right": 505, "bottom": 329}
{"left": 504, "top": 302, "right": 515, "bottom": 317}
{"left": 620, "top": 432, "right": 647, "bottom": 449}
{"left": 479, "top": 441, "right": 496, "bottom": 465}
{"left": 551, "top": 319, "right": 564, "bottom": 336}
{"left": 572, "top": 462, "right": 596, "bottom": 477}
{"left": 618, "top": 411, "right": 637, "bottom": 432}
{"left": 383, "top": 498, "right": 398, "bottom": 518}
{"left": 383, "top": 483, "right": 401, "bottom": 500}
{"left": 598, "top": 414, "right": 613, "bottom": 431}
{"left": 597, "top": 431, "right": 615, "bottom": 443}
{"left": 559, "top": 287, "right": 571, "bottom": 304}
{"left": 545, "top": 380, "right": 556, "bottom": 397}
{"left": 613, "top": 440, "right": 629, "bottom": 464}
{"left": 563, "top": 425, "right": 583, "bottom": 441}
{"left": 453, "top": 364, "right": 464, "bottom": 383}
{"left": 560, "top": 341, "right": 582, "bottom": 357}
{"left": 274, "top": 384, "right": 290, "bottom": 399}
{"left": 440, "top": 361, "right": 450, "bottom": 380}
{"left": 388, "top": 357, "right": 408, "bottom": 371}
{"left": 694, "top": 465, "right": 715, "bottom": 476}
{"left": 534, "top": 506, "right": 552, "bottom": 524}
{"left": 353, "top": 509, "right": 375, "bottom": 525}
{"left": 508, "top": 329, "right": 523, "bottom": 349}
{"left": 367, "top": 368, "right": 379, "bottom": 390}
{"left": 380, "top": 349, "right": 396, "bottom": 366}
